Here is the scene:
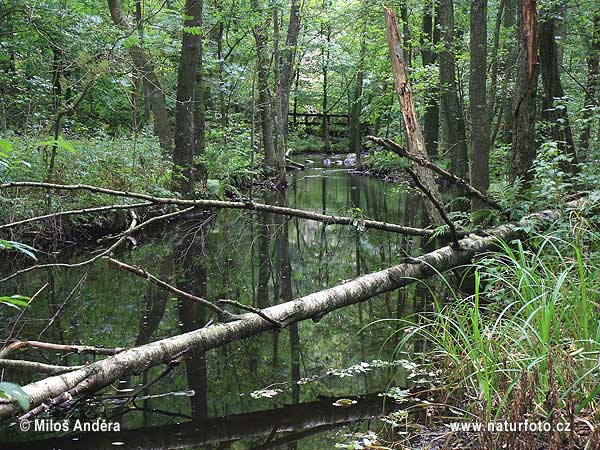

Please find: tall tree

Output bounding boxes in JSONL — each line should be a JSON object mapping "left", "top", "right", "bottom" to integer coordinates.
{"left": 539, "top": 13, "right": 577, "bottom": 174}
{"left": 469, "top": 0, "right": 490, "bottom": 211}
{"left": 579, "top": 13, "right": 600, "bottom": 158}
{"left": 420, "top": 0, "right": 440, "bottom": 159}
{"left": 350, "top": 0, "right": 368, "bottom": 169}
{"left": 107, "top": 0, "right": 172, "bottom": 156}
{"left": 280, "top": 0, "right": 301, "bottom": 144}
{"left": 438, "top": 0, "right": 468, "bottom": 178}
{"left": 252, "top": 0, "right": 277, "bottom": 171}
{"left": 172, "top": 0, "right": 203, "bottom": 195}
{"left": 509, "top": 0, "right": 539, "bottom": 184}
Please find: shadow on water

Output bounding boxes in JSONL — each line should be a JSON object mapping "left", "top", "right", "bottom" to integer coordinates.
{"left": 0, "top": 154, "right": 437, "bottom": 448}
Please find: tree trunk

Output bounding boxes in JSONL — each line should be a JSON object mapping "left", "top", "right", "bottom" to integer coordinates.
{"left": 438, "top": 0, "right": 468, "bottom": 178}
{"left": 579, "top": 13, "right": 600, "bottom": 159}
{"left": 539, "top": 15, "right": 578, "bottom": 175}
{"left": 172, "top": 0, "right": 202, "bottom": 196}
{"left": 469, "top": 0, "right": 490, "bottom": 212}
{"left": 420, "top": 0, "right": 440, "bottom": 159}
{"left": 350, "top": 0, "right": 367, "bottom": 168}
{"left": 108, "top": 0, "right": 172, "bottom": 156}
{"left": 252, "top": 1, "right": 277, "bottom": 169}
{"left": 194, "top": 0, "right": 207, "bottom": 186}
{"left": 383, "top": 7, "right": 445, "bottom": 226}
{"left": 509, "top": 0, "right": 539, "bottom": 185}
{"left": 272, "top": 7, "right": 287, "bottom": 186}
{"left": 321, "top": 0, "right": 331, "bottom": 153}
{"left": 280, "top": 0, "right": 301, "bottom": 143}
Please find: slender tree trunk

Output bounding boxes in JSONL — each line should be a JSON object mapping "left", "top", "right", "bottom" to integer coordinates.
{"left": 194, "top": 0, "right": 207, "bottom": 185}
{"left": 499, "top": 0, "right": 517, "bottom": 143}
{"left": 579, "top": 13, "right": 600, "bottom": 159}
{"left": 252, "top": 0, "right": 277, "bottom": 168}
{"left": 108, "top": 0, "right": 172, "bottom": 156}
{"left": 384, "top": 7, "right": 445, "bottom": 226}
{"left": 172, "top": 0, "right": 203, "bottom": 195}
{"left": 321, "top": 0, "right": 331, "bottom": 153}
{"left": 539, "top": 15, "right": 578, "bottom": 174}
{"left": 272, "top": 7, "right": 287, "bottom": 186}
{"left": 438, "top": 0, "right": 468, "bottom": 178}
{"left": 509, "top": 0, "right": 540, "bottom": 185}
{"left": 280, "top": 0, "right": 301, "bottom": 143}
{"left": 421, "top": 0, "right": 440, "bottom": 159}
{"left": 350, "top": 0, "right": 367, "bottom": 169}
{"left": 469, "top": 0, "right": 490, "bottom": 212}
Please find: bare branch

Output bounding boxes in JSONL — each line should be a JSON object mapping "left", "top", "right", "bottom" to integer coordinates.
{"left": 0, "top": 359, "right": 83, "bottom": 375}
{"left": 1, "top": 181, "right": 436, "bottom": 237}
{"left": 107, "top": 258, "right": 239, "bottom": 321}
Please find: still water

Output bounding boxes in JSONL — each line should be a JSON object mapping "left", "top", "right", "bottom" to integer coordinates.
{"left": 0, "top": 155, "right": 433, "bottom": 448}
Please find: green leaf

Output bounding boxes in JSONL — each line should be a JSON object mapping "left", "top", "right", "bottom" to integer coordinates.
{"left": 0, "top": 295, "right": 30, "bottom": 309}
{"left": 0, "top": 382, "right": 30, "bottom": 412}
{"left": 39, "top": 137, "right": 77, "bottom": 155}
{"left": 183, "top": 26, "right": 202, "bottom": 35}
{"left": 0, "top": 139, "right": 13, "bottom": 154}
{"left": 0, "top": 240, "right": 38, "bottom": 260}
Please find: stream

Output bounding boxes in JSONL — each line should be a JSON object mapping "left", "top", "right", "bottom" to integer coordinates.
{"left": 1, "top": 154, "right": 435, "bottom": 448}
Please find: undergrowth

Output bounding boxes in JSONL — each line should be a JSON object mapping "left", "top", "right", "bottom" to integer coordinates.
{"left": 395, "top": 210, "right": 600, "bottom": 449}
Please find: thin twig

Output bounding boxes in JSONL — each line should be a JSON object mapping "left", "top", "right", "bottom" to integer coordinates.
{"left": 107, "top": 257, "right": 240, "bottom": 321}
{"left": 218, "top": 299, "right": 284, "bottom": 328}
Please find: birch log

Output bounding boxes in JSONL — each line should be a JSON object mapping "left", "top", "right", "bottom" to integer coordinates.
{"left": 0, "top": 203, "right": 578, "bottom": 420}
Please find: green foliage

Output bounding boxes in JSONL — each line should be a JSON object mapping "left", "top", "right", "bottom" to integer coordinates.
{"left": 363, "top": 151, "right": 408, "bottom": 176}
{"left": 396, "top": 216, "right": 600, "bottom": 433}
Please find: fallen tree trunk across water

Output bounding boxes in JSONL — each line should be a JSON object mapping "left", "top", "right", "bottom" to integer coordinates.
{"left": 0, "top": 202, "right": 579, "bottom": 420}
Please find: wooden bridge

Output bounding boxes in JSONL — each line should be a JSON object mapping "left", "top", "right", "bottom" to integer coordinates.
{"left": 288, "top": 112, "right": 350, "bottom": 128}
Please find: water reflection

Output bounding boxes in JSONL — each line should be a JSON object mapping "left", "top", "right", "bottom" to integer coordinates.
{"left": 1, "top": 155, "right": 433, "bottom": 447}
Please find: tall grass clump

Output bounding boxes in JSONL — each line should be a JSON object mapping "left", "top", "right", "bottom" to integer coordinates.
{"left": 399, "top": 220, "right": 600, "bottom": 448}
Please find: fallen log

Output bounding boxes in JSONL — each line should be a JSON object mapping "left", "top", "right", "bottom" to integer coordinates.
{"left": 0, "top": 181, "right": 435, "bottom": 237}
{"left": 0, "top": 200, "right": 584, "bottom": 420}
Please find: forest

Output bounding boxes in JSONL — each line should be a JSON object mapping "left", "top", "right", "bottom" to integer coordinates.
{"left": 0, "top": 0, "right": 599, "bottom": 448}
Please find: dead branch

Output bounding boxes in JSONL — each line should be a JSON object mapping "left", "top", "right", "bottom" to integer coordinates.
{"left": 0, "top": 181, "right": 436, "bottom": 237}
{"left": 0, "top": 359, "right": 83, "bottom": 375}
{"left": 107, "top": 258, "right": 239, "bottom": 321}
{"left": 0, "top": 207, "right": 195, "bottom": 283}
{"left": 0, "top": 202, "right": 152, "bottom": 231}
{"left": 0, "top": 340, "right": 125, "bottom": 359}
{"left": 218, "top": 299, "right": 283, "bottom": 328}
{"left": 369, "top": 135, "right": 505, "bottom": 212}
{"left": 404, "top": 168, "right": 461, "bottom": 247}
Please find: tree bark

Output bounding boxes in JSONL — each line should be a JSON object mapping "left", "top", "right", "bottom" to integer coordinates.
{"left": 172, "top": 0, "right": 203, "bottom": 196}
{"left": 509, "top": 0, "right": 540, "bottom": 185}
{"left": 0, "top": 202, "right": 576, "bottom": 420}
{"left": 579, "top": 13, "right": 600, "bottom": 159}
{"left": 107, "top": 0, "right": 172, "bottom": 156}
{"left": 350, "top": 0, "right": 367, "bottom": 168}
{"left": 469, "top": 0, "right": 490, "bottom": 212}
{"left": 280, "top": 0, "right": 301, "bottom": 143}
{"left": 539, "top": 14, "right": 578, "bottom": 174}
{"left": 383, "top": 7, "right": 445, "bottom": 226}
{"left": 438, "top": 0, "right": 468, "bottom": 178}
{"left": 252, "top": 1, "right": 277, "bottom": 168}
{"left": 420, "top": 0, "right": 440, "bottom": 159}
